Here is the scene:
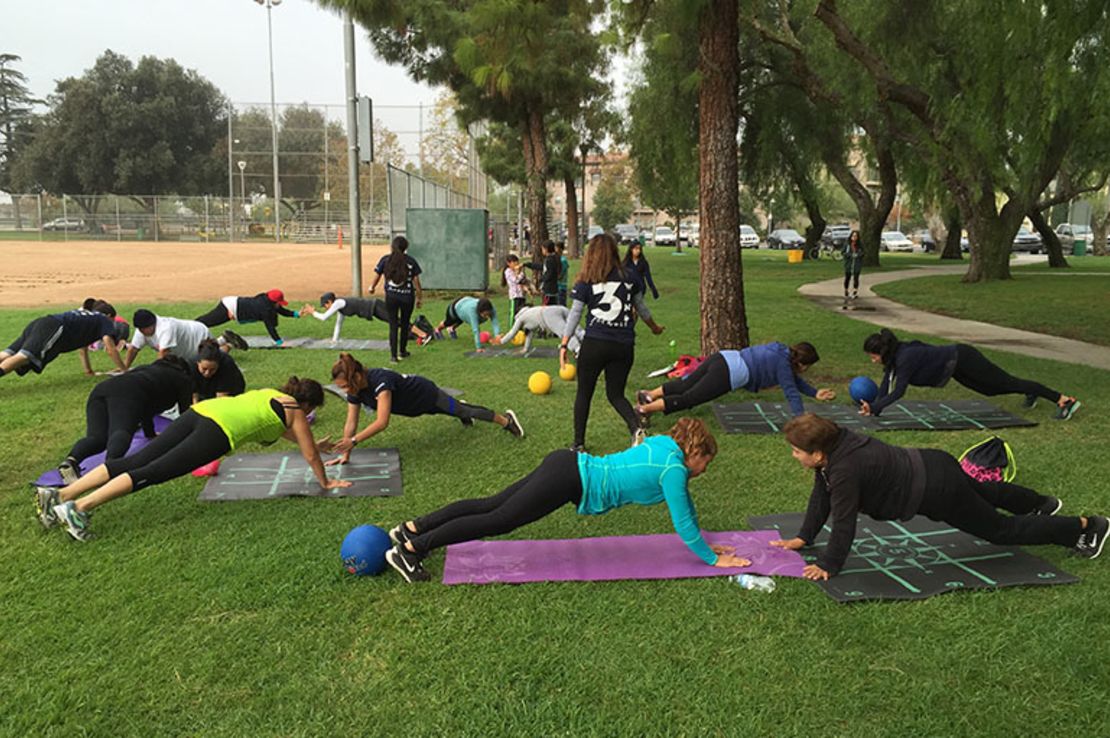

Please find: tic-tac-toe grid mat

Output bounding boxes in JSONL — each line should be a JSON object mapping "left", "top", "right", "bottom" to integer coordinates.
{"left": 35, "top": 415, "right": 174, "bottom": 486}
{"left": 463, "top": 346, "right": 560, "bottom": 359}
{"left": 197, "top": 448, "right": 402, "bottom": 500}
{"left": 713, "top": 400, "right": 1037, "bottom": 434}
{"left": 748, "top": 512, "right": 1078, "bottom": 602}
{"left": 243, "top": 335, "right": 391, "bottom": 351}
{"left": 441, "top": 530, "right": 806, "bottom": 585}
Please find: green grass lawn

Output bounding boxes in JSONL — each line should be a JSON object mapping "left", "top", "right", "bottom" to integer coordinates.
{"left": 874, "top": 256, "right": 1110, "bottom": 346}
{"left": 2, "top": 251, "right": 1108, "bottom": 736}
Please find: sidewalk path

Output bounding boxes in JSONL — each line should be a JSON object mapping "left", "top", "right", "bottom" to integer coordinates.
{"left": 797, "top": 257, "right": 1110, "bottom": 370}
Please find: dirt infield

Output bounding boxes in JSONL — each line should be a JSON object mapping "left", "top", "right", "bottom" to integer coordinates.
{"left": 0, "top": 240, "right": 391, "bottom": 308}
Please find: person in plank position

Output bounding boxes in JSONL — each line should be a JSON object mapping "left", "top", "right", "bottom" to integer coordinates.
{"left": 1, "top": 308, "right": 129, "bottom": 379}
{"left": 494, "top": 305, "right": 584, "bottom": 355}
{"left": 194, "top": 289, "right": 297, "bottom": 347}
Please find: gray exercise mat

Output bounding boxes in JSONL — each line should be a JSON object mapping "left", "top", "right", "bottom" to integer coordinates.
{"left": 748, "top": 512, "right": 1078, "bottom": 602}
{"left": 197, "top": 448, "right": 402, "bottom": 500}
{"left": 464, "top": 346, "right": 560, "bottom": 359}
{"left": 322, "top": 384, "right": 463, "bottom": 400}
{"left": 713, "top": 399, "right": 1037, "bottom": 434}
{"left": 243, "top": 335, "right": 391, "bottom": 351}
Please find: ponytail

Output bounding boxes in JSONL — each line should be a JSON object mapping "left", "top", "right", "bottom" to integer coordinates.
{"left": 330, "top": 352, "right": 368, "bottom": 393}
{"left": 668, "top": 417, "right": 718, "bottom": 459}
{"left": 501, "top": 254, "right": 520, "bottom": 286}
{"left": 789, "top": 342, "right": 819, "bottom": 375}
{"left": 862, "top": 328, "right": 900, "bottom": 369}
{"left": 280, "top": 376, "right": 325, "bottom": 409}
{"left": 384, "top": 235, "right": 410, "bottom": 285}
{"left": 197, "top": 338, "right": 223, "bottom": 363}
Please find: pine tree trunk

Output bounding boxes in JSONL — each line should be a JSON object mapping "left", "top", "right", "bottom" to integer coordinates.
{"left": 1028, "top": 208, "right": 1068, "bottom": 268}
{"left": 521, "top": 107, "right": 549, "bottom": 266}
{"left": 564, "top": 175, "right": 579, "bottom": 258}
{"left": 697, "top": 0, "right": 748, "bottom": 352}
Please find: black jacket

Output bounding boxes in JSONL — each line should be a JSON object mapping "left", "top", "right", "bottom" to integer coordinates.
{"left": 796, "top": 429, "right": 926, "bottom": 575}
{"left": 540, "top": 254, "right": 561, "bottom": 295}
{"left": 623, "top": 255, "right": 658, "bottom": 299}
{"left": 872, "top": 341, "right": 959, "bottom": 415}
{"left": 236, "top": 294, "right": 297, "bottom": 341}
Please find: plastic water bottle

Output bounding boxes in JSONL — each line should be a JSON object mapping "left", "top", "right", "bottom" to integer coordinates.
{"left": 731, "top": 574, "right": 776, "bottom": 593}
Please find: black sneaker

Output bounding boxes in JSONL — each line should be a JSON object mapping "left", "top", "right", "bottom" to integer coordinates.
{"left": 222, "top": 330, "right": 249, "bottom": 351}
{"left": 503, "top": 410, "right": 524, "bottom": 438}
{"left": 631, "top": 428, "right": 647, "bottom": 447}
{"left": 1055, "top": 398, "right": 1081, "bottom": 421}
{"left": 1075, "top": 515, "right": 1109, "bottom": 559}
{"left": 570, "top": 443, "right": 586, "bottom": 454}
{"left": 1032, "top": 496, "right": 1062, "bottom": 516}
{"left": 388, "top": 523, "right": 415, "bottom": 547}
{"left": 459, "top": 416, "right": 474, "bottom": 427}
{"left": 385, "top": 544, "right": 431, "bottom": 582}
{"left": 400, "top": 351, "right": 412, "bottom": 359}
{"left": 636, "top": 389, "right": 653, "bottom": 406}
{"left": 1022, "top": 395, "right": 1037, "bottom": 409}
{"left": 58, "top": 459, "right": 80, "bottom": 486}
{"left": 389, "top": 356, "right": 400, "bottom": 364}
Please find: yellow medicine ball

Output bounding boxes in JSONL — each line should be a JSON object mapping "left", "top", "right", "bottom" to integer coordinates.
{"left": 559, "top": 363, "right": 576, "bottom": 381}
{"left": 512, "top": 332, "right": 526, "bottom": 346}
{"left": 528, "top": 371, "right": 553, "bottom": 395}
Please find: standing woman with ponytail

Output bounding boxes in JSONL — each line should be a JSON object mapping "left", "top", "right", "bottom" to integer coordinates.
{"left": 37, "top": 377, "right": 348, "bottom": 541}
{"left": 861, "top": 329, "right": 1080, "bottom": 420}
{"left": 561, "top": 233, "right": 664, "bottom": 452}
{"left": 842, "top": 230, "right": 863, "bottom": 307}
{"left": 370, "top": 236, "right": 423, "bottom": 363}
{"left": 384, "top": 417, "right": 752, "bottom": 582}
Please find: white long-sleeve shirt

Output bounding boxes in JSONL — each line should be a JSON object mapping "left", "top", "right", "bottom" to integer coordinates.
{"left": 501, "top": 306, "right": 583, "bottom": 354}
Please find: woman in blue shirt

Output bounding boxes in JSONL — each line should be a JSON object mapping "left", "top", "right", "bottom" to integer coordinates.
{"left": 370, "top": 236, "right": 423, "bottom": 363}
{"left": 860, "top": 328, "right": 1080, "bottom": 420}
{"left": 636, "top": 342, "right": 836, "bottom": 419}
{"left": 384, "top": 417, "right": 752, "bottom": 582}
{"left": 561, "top": 233, "right": 664, "bottom": 451}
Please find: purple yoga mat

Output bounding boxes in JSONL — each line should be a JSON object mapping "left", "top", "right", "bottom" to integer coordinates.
{"left": 442, "top": 530, "right": 805, "bottom": 585}
{"left": 35, "top": 415, "right": 173, "bottom": 486}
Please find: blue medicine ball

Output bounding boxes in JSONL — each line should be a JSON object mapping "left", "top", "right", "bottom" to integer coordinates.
{"left": 849, "top": 376, "right": 879, "bottom": 405}
{"left": 341, "top": 524, "right": 392, "bottom": 576}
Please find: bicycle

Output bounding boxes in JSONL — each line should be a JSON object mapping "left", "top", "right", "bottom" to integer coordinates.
{"left": 808, "top": 242, "right": 844, "bottom": 261}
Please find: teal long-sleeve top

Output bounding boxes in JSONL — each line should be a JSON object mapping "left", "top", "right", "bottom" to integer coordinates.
{"left": 454, "top": 297, "right": 501, "bottom": 350}
{"left": 576, "top": 436, "right": 717, "bottom": 565}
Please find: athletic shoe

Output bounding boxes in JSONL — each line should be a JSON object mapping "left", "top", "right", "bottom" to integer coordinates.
{"left": 417, "top": 335, "right": 433, "bottom": 347}
{"left": 222, "top": 330, "right": 249, "bottom": 351}
{"left": 53, "top": 501, "right": 92, "bottom": 542}
{"left": 1032, "top": 496, "right": 1063, "bottom": 516}
{"left": 504, "top": 410, "right": 524, "bottom": 438}
{"left": 388, "top": 523, "right": 416, "bottom": 548}
{"left": 636, "top": 389, "right": 653, "bottom": 407}
{"left": 631, "top": 428, "right": 647, "bottom": 447}
{"left": 1055, "top": 399, "right": 1081, "bottom": 421}
{"left": 389, "top": 356, "right": 400, "bottom": 364}
{"left": 1075, "top": 515, "right": 1109, "bottom": 559}
{"left": 35, "top": 486, "right": 61, "bottom": 529}
{"left": 459, "top": 416, "right": 474, "bottom": 428}
{"left": 57, "top": 459, "right": 80, "bottom": 486}
{"left": 386, "top": 544, "right": 431, "bottom": 582}
{"left": 400, "top": 351, "right": 412, "bottom": 359}
{"left": 1022, "top": 394, "right": 1037, "bottom": 410}
{"left": 434, "top": 329, "right": 444, "bottom": 340}
{"left": 448, "top": 328, "right": 458, "bottom": 339}
{"left": 570, "top": 444, "right": 586, "bottom": 454}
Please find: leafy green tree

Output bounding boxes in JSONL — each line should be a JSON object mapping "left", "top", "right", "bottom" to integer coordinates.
{"left": 0, "top": 54, "right": 39, "bottom": 227}
{"left": 12, "top": 51, "right": 227, "bottom": 217}
{"left": 591, "top": 163, "right": 635, "bottom": 231}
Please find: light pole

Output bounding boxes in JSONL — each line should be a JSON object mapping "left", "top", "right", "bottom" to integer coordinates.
{"left": 237, "top": 161, "right": 247, "bottom": 239}
{"left": 255, "top": 0, "right": 282, "bottom": 243}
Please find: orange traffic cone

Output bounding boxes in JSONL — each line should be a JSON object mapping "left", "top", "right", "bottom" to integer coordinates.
{"left": 338, "top": 226, "right": 344, "bottom": 250}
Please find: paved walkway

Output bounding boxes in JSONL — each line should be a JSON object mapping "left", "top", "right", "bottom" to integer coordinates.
{"left": 797, "top": 257, "right": 1110, "bottom": 370}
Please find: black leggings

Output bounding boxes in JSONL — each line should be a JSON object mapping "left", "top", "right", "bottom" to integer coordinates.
{"left": 953, "top": 344, "right": 1060, "bottom": 403}
{"left": 68, "top": 387, "right": 147, "bottom": 464}
{"left": 843, "top": 271, "right": 860, "bottom": 291}
{"left": 574, "top": 337, "right": 637, "bottom": 446}
{"left": 385, "top": 295, "right": 414, "bottom": 358}
{"left": 511, "top": 297, "right": 526, "bottom": 320}
{"left": 103, "top": 410, "right": 231, "bottom": 493}
{"left": 195, "top": 303, "right": 232, "bottom": 328}
{"left": 916, "top": 450, "right": 1081, "bottom": 547}
{"left": 410, "top": 449, "right": 582, "bottom": 554}
{"left": 432, "top": 389, "right": 496, "bottom": 424}
{"left": 661, "top": 353, "right": 731, "bottom": 414}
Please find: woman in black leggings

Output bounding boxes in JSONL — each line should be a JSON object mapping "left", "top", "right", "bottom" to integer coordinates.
{"left": 36, "top": 378, "right": 347, "bottom": 541}
{"left": 57, "top": 355, "right": 195, "bottom": 484}
{"left": 861, "top": 328, "right": 1080, "bottom": 420}
{"left": 772, "top": 414, "right": 1108, "bottom": 580}
{"left": 561, "top": 233, "right": 664, "bottom": 451}
{"left": 369, "top": 236, "right": 423, "bottom": 362}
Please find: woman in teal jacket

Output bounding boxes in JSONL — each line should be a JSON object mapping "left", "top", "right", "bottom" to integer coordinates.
{"left": 383, "top": 417, "right": 751, "bottom": 582}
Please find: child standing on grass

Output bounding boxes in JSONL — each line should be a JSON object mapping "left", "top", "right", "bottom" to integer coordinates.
{"left": 772, "top": 413, "right": 1108, "bottom": 580}
{"left": 557, "top": 242, "right": 570, "bottom": 306}
{"left": 384, "top": 418, "right": 751, "bottom": 582}
{"left": 540, "top": 240, "right": 562, "bottom": 306}
{"left": 502, "top": 254, "right": 531, "bottom": 321}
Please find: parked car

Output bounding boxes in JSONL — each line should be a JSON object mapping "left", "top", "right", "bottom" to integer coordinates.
{"left": 912, "top": 229, "right": 937, "bottom": 252}
{"left": 1011, "top": 226, "right": 1044, "bottom": 254}
{"left": 739, "top": 224, "right": 760, "bottom": 249}
{"left": 821, "top": 224, "right": 852, "bottom": 249}
{"left": 881, "top": 230, "right": 914, "bottom": 252}
{"left": 42, "top": 217, "right": 86, "bottom": 232}
{"left": 584, "top": 225, "right": 604, "bottom": 241}
{"left": 1055, "top": 223, "right": 1092, "bottom": 254}
{"left": 766, "top": 228, "right": 805, "bottom": 250}
{"left": 653, "top": 226, "right": 677, "bottom": 246}
{"left": 684, "top": 223, "right": 700, "bottom": 246}
{"left": 614, "top": 223, "right": 640, "bottom": 245}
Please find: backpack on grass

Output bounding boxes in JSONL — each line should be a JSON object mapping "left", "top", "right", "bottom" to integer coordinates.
{"left": 959, "top": 436, "right": 1016, "bottom": 483}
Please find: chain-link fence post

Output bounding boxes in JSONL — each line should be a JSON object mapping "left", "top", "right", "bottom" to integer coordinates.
{"left": 37, "top": 193, "right": 43, "bottom": 241}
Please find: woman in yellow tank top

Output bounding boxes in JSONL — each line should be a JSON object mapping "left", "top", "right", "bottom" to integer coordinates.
{"left": 37, "top": 377, "right": 350, "bottom": 542}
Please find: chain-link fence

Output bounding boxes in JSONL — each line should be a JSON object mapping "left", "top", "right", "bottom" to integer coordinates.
{"left": 386, "top": 164, "right": 487, "bottom": 239}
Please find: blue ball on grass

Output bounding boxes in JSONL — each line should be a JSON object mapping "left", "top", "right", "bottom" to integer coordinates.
{"left": 341, "top": 524, "right": 392, "bottom": 576}
{"left": 849, "top": 376, "right": 879, "bottom": 405}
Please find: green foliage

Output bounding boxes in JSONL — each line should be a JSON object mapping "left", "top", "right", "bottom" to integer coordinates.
{"left": 11, "top": 51, "right": 228, "bottom": 205}
{"left": 591, "top": 163, "right": 635, "bottom": 230}
{"left": 0, "top": 54, "right": 38, "bottom": 193}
